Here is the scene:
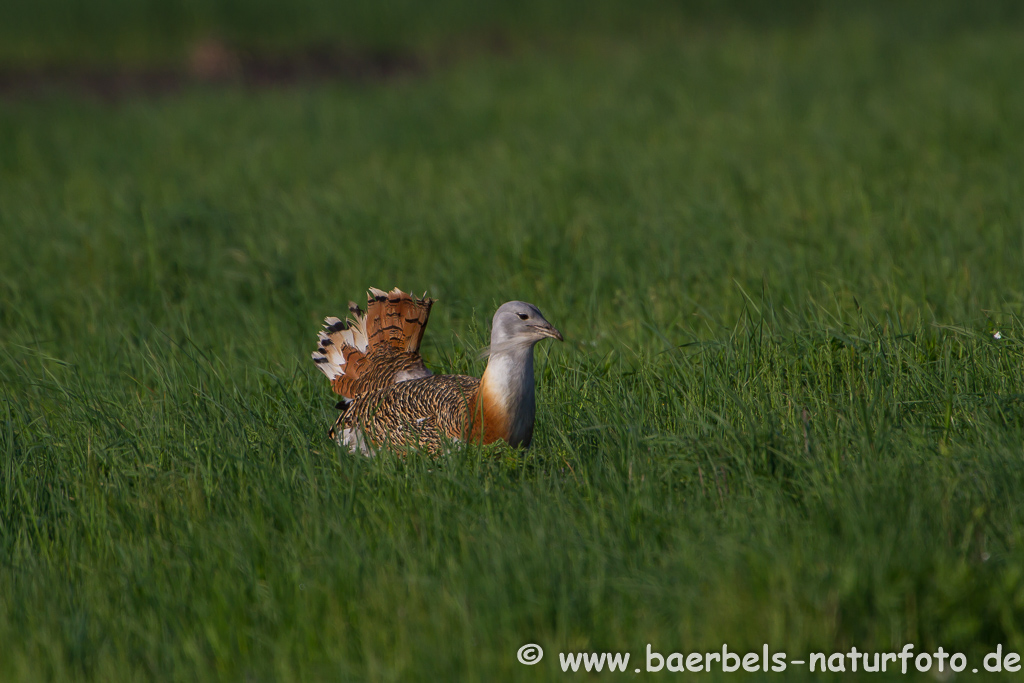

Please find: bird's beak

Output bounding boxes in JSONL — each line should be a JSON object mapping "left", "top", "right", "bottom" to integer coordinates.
{"left": 531, "top": 324, "right": 563, "bottom": 342}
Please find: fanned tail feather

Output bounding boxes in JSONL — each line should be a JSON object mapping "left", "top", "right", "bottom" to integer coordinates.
{"left": 311, "top": 288, "right": 434, "bottom": 399}
{"left": 365, "top": 287, "right": 433, "bottom": 353}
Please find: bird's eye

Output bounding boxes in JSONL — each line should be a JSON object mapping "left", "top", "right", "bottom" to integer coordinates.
{"left": 517, "top": 313, "right": 529, "bottom": 320}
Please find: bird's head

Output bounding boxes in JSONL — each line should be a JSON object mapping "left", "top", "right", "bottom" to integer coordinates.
{"left": 488, "top": 301, "right": 563, "bottom": 354}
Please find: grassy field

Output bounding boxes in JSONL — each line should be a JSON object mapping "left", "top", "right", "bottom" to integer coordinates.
{"left": 2, "top": 3, "right": 1024, "bottom": 681}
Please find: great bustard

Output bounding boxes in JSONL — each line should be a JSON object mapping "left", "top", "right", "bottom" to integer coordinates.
{"left": 311, "top": 287, "right": 562, "bottom": 455}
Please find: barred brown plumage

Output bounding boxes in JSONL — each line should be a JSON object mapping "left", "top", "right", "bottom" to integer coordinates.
{"left": 332, "top": 374, "right": 481, "bottom": 453}
{"left": 311, "top": 287, "right": 562, "bottom": 456}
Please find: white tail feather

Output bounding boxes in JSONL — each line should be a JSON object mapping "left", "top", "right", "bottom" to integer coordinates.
{"left": 311, "top": 310, "right": 370, "bottom": 381}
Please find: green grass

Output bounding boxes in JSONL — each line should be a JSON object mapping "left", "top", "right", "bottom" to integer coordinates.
{"left": 3, "top": 9, "right": 1024, "bottom": 682}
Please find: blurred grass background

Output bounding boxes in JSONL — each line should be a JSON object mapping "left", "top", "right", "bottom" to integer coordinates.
{"left": 2, "top": 1, "right": 1024, "bottom": 681}
{"left": 1, "top": 0, "right": 1022, "bottom": 65}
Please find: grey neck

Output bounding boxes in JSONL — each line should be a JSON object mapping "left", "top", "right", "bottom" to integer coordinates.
{"left": 482, "top": 343, "right": 536, "bottom": 446}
